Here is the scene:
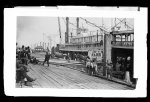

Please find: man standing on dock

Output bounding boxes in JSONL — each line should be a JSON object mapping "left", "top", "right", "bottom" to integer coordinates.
{"left": 124, "top": 56, "right": 132, "bottom": 85}
{"left": 43, "top": 51, "right": 51, "bottom": 67}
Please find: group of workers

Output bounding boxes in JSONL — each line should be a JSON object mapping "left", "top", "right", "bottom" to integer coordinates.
{"left": 16, "top": 44, "right": 52, "bottom": 86}
{"left": 114, "top": 56, "right": 133, "bottom": 84}
{"left": 85, "top": 55, "right": 133, "bottom": 85}
{"left": 16, "top": 45, "right": 36, "bottom": 86}
{"left": 85, "top": 58, "right": 98, "bottom": 76}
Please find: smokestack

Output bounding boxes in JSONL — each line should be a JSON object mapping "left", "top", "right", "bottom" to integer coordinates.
{"left": 65, "top": 17, "right": 69, "bottom": 43}
{"left": 76, "top": 17, "right": 79, "bottom": 35}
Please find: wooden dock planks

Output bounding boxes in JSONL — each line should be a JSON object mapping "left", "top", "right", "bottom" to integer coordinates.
{"left": 20, "top": 63, "right": 133, "bottom": 89}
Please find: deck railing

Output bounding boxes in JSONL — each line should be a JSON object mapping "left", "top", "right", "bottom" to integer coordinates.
{"left": 112, "top": 41, "right": 134, "bottom": 47}
{"left": 59, "top": 45, "right": 102, "bottom": 51}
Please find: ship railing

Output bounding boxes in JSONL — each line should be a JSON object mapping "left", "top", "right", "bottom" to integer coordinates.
{"left": 112, "top": 41, "right": 134, "bottom": 47}
{"left": 59, "top": 46, "right": 102, "bottom": 51}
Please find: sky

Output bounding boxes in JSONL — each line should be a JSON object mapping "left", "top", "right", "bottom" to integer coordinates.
{"left": 17, "top": 16, "right": 134, "bottom": 48}
{"left": 17, "top": 16, "right": 60, "bottom": 48}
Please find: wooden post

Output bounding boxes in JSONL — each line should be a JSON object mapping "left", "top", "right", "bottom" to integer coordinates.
{"left": 130, "top": 34, "right": 131, "bottom": 41}
{"left": 103, "top": 34, "right": 112, "bottom": 76}
{"left": 103, "top": 34, "right": 106, "bottom": 76}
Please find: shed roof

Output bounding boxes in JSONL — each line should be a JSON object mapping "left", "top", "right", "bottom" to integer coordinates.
{"left": 111, "top": 30, "right": 134, "bottom": 35}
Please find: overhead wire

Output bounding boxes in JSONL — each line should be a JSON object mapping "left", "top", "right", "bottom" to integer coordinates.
{"left": 62, "top": 17, "right": 104, "bottom": 36}
{"left": 116, "top": 18, "right": 134, "bottom": 30}
{"left": 79, "top": 17, "right": 108, "bottom": 33}
{"left": 78, "top": 17, "right": 102, "bottom": 35}
{"left": 107, "top": 18, "right": 134, "bottom": 31}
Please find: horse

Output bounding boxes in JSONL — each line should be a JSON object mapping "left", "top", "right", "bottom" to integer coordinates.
{"left": 76, "top": 54, "right": 88, "bottom": 64}
{"left": 53, "top": 52, "right": 67, "bottom": 59}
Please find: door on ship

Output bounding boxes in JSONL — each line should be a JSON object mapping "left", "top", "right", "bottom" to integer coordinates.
{"left": 111, "top": 48, "right": 134, "bottom": 79}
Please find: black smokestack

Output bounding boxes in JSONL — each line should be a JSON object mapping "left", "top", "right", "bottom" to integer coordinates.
{"left": 65, "top": 17, "right": 69, "bottom": 43}
{"left": 76, "top": 17, "right": 79, "bottom": 35}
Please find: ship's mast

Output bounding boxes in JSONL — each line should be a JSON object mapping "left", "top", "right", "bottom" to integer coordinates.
{"left": 111, "top": 18, "right": 134, "bottom": 31}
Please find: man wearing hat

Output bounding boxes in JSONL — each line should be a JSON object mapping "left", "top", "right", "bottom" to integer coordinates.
{"left": 43, "top": 51, "right": 51, "bottom": 67}
{"left": 86, "top": 57, "right": 91, "bottom": 75}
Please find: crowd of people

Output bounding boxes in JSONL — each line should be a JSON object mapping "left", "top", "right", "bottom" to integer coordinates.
{"left": 106, "top": 56, "right": 133, "bottom": 84}
{"left": 16, "top": 43, "right": 133, "bottom": 86}
{"left": 85, "top": 55, "right": 133, "bottom": 85}
{"left": 60, "top": 52, "right": 133, "bottom": 85}
{"left": 16, "top": 45, "right": 36, "bottom": 87}
{"left": 85, "top": 57, "right": 98, "bottom": 76}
